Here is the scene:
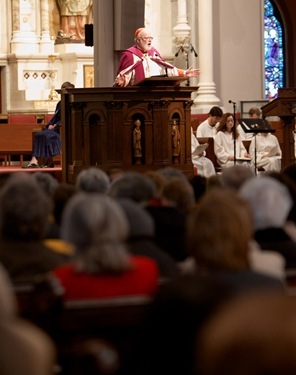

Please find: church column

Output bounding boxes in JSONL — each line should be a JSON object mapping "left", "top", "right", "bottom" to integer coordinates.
{"left": 93, "top": 0, "right": 115, "bottom": 86}
{"left": 173, "top": 0, "right": 191, "bottom": 69}
{"left": 192, "top": 0, "right": 221, "bottom": 113}
{"left": 40, "top": 0, "right": 53, "bottom": 54}
{"left": 10, "top": 0, "right": 39, "bottom": 54}
{"left": 173, "top": 0, "right": 191, "bottom": 35}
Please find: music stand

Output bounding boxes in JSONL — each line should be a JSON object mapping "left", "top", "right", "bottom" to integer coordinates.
{"left": 238, "top": 118, "right": 276, "bottom": 175}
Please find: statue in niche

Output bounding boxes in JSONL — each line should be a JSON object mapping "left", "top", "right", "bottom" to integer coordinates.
{"left": 133, "top": 119, "right": 142, "bottom": 163}
{"left": 56, "top": 0, "right": 93, "bottom": 40}
{"left": 172, "top": 120, "right": 181, "bottom": 157}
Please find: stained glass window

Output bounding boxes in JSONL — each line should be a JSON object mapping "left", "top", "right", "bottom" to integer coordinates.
{"left": 264, "top": 0, "right": 284, "bottom": 99}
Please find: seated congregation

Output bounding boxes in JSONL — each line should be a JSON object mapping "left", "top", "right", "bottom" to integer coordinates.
{"left": 0, "top": 150, "right": 295, "bottom": 373}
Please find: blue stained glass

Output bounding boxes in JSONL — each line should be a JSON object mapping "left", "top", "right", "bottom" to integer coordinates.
{"left": 264, "top": 0, "right": 284, "bottom": 99}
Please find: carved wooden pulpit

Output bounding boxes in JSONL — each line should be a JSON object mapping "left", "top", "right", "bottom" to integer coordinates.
{"left": 60, "top": 79, "right": 197, "bottom": 183}
{"left": 261, "top": 87, "right": 296, "bottom": 169}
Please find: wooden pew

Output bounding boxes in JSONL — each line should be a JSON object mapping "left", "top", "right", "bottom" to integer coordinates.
{"left": 14, "top": 275, "right": 154, "bottom": 374}
{"left": 8, "top": 113, "right": 38, "bottom": 124}
{"left": 0, "top": 123, "right": 42, "bottom": 166}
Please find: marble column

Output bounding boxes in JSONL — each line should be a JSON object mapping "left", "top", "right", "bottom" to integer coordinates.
{"left": 40, "top": 0, "right": 52, "bottom": 54}
{"left": 173, "top": 0, "right": 191, "bottom": 35}
{"left": 193, "top": 0, "right": 221, "bottom": 113}
{"left": 10, "top": 0, "right": 39, "bottom": 54}
{"left": 172, "top": 0, "right": 191, "bottom": 72}
{"left": 93, "top": 0, "right": 115, "bottom": 86}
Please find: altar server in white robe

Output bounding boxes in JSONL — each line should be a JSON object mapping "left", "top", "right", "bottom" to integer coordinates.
{"left": 249, "top": 132, "right": 282, "bottom": 172}
{"left": 191, "top": 128, "right": 216, "bottom": 178}
{"left": 214, "top": 113, "right": 251, "bottom": 169}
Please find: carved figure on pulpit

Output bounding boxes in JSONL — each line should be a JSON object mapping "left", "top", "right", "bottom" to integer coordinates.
{"left": 172, "top": 121, "right": 181, "bottom": 157}
{"left": 56, "top": 0, "right": 93, "bottom": 40}
{"left": 133, "top": 119, "right": 142, "bottom": 160}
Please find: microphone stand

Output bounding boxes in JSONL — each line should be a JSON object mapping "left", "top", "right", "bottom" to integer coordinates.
{"left": 175, "top": 43, "right": 198, "bottom": 87}
{"left": 229, "top": 100, "right": 237, "bottom": 165}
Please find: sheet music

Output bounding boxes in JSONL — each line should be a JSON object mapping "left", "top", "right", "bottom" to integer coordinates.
{"left": 192, "top": 143, "right": 209, "bottom": 157}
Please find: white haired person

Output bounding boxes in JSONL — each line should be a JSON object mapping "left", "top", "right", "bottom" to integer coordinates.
{"left": 52, "top": 193, "right": 159, "bottom": 301}
{"left": 114, "top": 27, "right": 200, "bottom": 87}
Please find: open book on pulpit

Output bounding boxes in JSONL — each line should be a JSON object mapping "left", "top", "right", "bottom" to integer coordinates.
{"left": 136, "top": 75, "right": 188, "bottom": 86}
{"left": 238, "top": 118, "right": 276, "bottom": 133}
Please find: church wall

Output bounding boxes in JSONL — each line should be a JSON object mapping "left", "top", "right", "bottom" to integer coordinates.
{"left": 213, "top": 0, "right": 264, "bottom": 113}
{"left": 1, "top": 0, "right": 296, "bottom": 114}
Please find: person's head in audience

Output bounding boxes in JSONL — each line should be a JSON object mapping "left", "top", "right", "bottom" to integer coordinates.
{"left": 0, "top": 173, "right": 52, "bottom": 241}
{"left": 32, "top": 171, "right": 59, "bottom": 195}
{"left": 282, "top": 162, "right": 296, "bottom": 184}
{"left": 145, "top": 201, "right": 187, "bottom": 262}
{"left": 117, "top": 198, "right": 179, "bottom": 278}
{"left": 186, "top": 188, "right": 252, "bottom": 272}
{"left": 196, "top": 291, "right": 296, "bottom": 375}
{"left": 0, "top": 262, "right": 56, "bottom": 375}
{"left": 263, "top": 171, "right": 296, "bottom": 224}
{"left": 123, "top": 273, "right": 232, "bottom": 375}
{"left": 206, "top": 174, "right": 222, "bottom": 191}
{"left": 144, "top": 170, "right": 167, "bottom": 198}
{"left": 162, "top": 177, "right": 196, "bottom": 215}
{"left": 76, "top": 167, "right": 110, "bottom": 194}
{"left": 52, "top": 183, "right": 78, "bottom": 227}
{"left": 61, "top": 192, "right": 132, "bottom": 274}
{"left": 188, "top": 174, "right": 207, "bottom": 203}
{"left": 248, "top": 106, "right": 261, "bottom": 118}
{"left": 108, "top": 171, "right": 157, "bottom": 204}
{"left": 239, "top": 176, "right": 292, "bottom": 231}
{"left": 220, "top": 164, "right": 254, "bottom": 191}
{"left": 157, "top": 166, "right": 188, "bottom": 182}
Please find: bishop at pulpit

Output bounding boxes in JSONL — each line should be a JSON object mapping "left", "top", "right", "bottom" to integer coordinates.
{"left": 261, "top": 87, "right": 296, "bottom": 169}
{"left": 60, "top": 79, "right": 197, "bottom": 184}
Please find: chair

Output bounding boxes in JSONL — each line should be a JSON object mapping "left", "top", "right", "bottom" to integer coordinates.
{"left": 14, "top": 274, "right": 64, "bottom": 333}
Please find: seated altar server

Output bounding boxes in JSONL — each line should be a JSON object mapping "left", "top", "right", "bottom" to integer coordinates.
{"left": 191, "top": 127, "right": 216, "bottom": 178}
{"left": 249, "top": 131, "right": 282, "bottom": 172}
{"left": 214, "top": 113, "right": 251, "bottom": 169}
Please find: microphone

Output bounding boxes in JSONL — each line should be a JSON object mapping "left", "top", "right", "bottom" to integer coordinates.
{"left": 228, "top": 100, "right": 236, "bottom": 105}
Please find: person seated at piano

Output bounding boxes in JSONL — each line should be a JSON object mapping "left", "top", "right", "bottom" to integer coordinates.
{"left": 214, "top": 113, "right": 251, "bottom": 169}
{"left": 114, "top": 27, "right": 200, "bottom": 87}
{"left": 249, "top": 131, "right": 282, "bottom": 172}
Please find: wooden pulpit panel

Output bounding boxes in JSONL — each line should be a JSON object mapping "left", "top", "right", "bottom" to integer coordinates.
{"left": 60, "top": 84, "right": 198, "bottom": 184}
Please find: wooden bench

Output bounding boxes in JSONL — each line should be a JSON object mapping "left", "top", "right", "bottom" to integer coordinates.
{"left": 8, "top": 113, "right": 38, "bottom": 124}
{"left": 0, "top": 123, "right": 43, "bottom": 166}
{"left": 14, "top": 275, "right": 154, "bottom": 373}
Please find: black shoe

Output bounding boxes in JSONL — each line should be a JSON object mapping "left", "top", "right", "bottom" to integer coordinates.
{"left": 42, "top": 163, "right": 55, "bottom": 168}
{"left": 22, "top": 162, "right": 39, "bottom": 169}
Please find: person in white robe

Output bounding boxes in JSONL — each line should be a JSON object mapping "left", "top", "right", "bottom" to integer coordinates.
{"left": 196, "top": 106, "right": 223, "bottom": 138}
{"left": 214, "top": 113, "right": 251, "bottom": 169}
{"left": 191, "top": 128, "right": 216, "bottom": 178}
{"left": 249, "top": 132, "right": 282, "bottom": 172}
{"left": 237, "top": 106, "right": 261, "bottom": 140}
